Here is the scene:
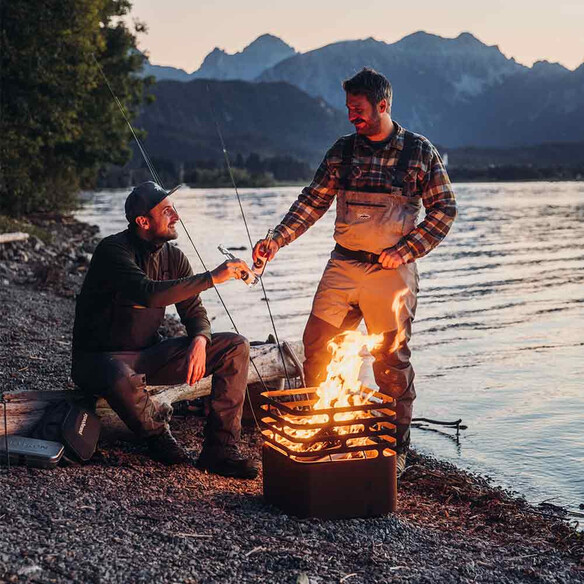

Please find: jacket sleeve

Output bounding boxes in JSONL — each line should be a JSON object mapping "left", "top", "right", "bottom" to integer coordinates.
{"left": 95, "top": 239, "right": 214, "bottom": 308}
{"left": 172, "top": 248, "right": 212, "bottom": 342}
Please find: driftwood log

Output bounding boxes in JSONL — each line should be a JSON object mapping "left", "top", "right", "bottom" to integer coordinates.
{"left": 0, "top": 232, "right": 29, "bottom": 244}
{"left": 1, "top": 341, "right": 304, "bottom": 438}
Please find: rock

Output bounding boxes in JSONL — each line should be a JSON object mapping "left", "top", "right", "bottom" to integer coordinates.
{"left": 76, "top": 253, "right": 91, "bottom": 264}
{"left": 31, "top": 236, "right": 44, "bottom": 251}
{"left": 16, "top": 564, "right": 42, "bottom": 576}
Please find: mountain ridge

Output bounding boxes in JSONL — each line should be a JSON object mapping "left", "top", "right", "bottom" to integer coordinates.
{"left": 139, "top": 32, "right": 584, "bottom": 149}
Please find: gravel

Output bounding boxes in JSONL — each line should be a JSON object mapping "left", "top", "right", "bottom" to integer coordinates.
{"left": 0, "top": 215, "right": 582, "bottom": 583}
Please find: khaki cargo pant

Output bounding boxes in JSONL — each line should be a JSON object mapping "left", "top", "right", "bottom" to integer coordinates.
{"left": 303, "top": 252, "right": 419, "bottom": 453}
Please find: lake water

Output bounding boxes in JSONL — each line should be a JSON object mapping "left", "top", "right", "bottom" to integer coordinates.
{"left": 77, "top": 181, "right": 584, "bottom": 518}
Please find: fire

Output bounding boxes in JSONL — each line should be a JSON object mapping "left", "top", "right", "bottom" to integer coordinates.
{"left": 315, "top": 330, "right": 383, "bottom": 411}
{"left": 388, "top": 289, "right": 408, "bottom": 353}
{"left": 272, "top": 330, "right": 382, "bottom": 453}
{"left": 266, "top": 290, "right": 409, "bottom": 456}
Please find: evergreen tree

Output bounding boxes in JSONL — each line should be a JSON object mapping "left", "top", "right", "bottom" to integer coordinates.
{"left": 0, "top": 0, "right": 150, "bottom": 215}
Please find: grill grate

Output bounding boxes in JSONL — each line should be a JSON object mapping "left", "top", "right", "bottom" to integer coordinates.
{"left": 260, "top": 387, "right": 397, "bottom": 460}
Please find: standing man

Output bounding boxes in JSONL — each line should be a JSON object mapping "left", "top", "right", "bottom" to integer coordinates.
{"left": 72, "top": 181, "right": 258, "bottom": 479}
{"left": 253, "top": 68, "right": 457, "bottom": 474}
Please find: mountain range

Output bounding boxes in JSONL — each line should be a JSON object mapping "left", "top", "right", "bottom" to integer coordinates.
{"left": 142, "top": 34, "right": 295, "bottom": 82}
{"left": 138, "top": 31, "right": 584, "bottom": 156}
{"left": 135, "top": 79, "right": 349, "bottom": 166}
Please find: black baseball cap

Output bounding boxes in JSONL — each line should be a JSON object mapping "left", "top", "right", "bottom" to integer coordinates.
{"left": 125, "top": 181, "right": 183, "bottom": 223}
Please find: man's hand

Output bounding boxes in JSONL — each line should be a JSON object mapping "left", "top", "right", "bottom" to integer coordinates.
{"left": 210, "top": 259, "right": 251, "bottom": 285}
{"left": 252, "top": 238, "right": 279, "bottom": 264}
{"left": 378, "top": 247, "right": 404, "bottom": 270}
{"left": 186, "top": 335, "right": 207, "bottom": 385}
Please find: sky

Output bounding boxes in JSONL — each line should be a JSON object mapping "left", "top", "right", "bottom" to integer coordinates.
{"left": 125, "top": 0, "right": 584, "bottom": 72}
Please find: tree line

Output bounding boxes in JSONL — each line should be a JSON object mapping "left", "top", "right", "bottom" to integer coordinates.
{"left": 97, "top": 152, "right": 314, "bottom": 189}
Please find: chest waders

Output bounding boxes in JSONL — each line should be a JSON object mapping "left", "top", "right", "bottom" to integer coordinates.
{"left": 303, "top": 131, "right": 421, "bottom": 453}
{"left": 334, "top": 132, "right": 422, "bottom": 256}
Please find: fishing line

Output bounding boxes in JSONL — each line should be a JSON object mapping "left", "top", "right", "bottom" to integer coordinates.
{"left": 206, "top": 84, "right": 294, "bottom": 390}
{"left": 2, "top": 394, "right": 9, "bottom": 472}
{"left": 91, "top": 54, "right": 160, "bottom": 184}
{"left": 92, "top": 54, "right": 275, "bottom": 431}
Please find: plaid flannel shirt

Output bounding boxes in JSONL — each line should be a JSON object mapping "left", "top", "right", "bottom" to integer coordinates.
{"left": 273, "top": 122, "right": 457, "bottom": 263}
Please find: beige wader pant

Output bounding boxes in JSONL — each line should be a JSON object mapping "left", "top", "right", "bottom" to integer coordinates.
{"left": 303, "top": 184, "right": 422, "bottom": 453}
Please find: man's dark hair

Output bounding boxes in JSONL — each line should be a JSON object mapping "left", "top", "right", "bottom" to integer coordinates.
{"left": 343, "top": 67, "right": 392, "bottom": 109}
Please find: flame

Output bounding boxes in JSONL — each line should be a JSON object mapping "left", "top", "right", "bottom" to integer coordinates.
{"left": 315, "top": 330, "right": 383, "bottom": 411}
{"left": 271, "top": 290, "right": 409, "bottom": 455}
{"left": 272, "top": 330, "right": 382, "bottom": 452}
{"left": 388, "top": 289, "right": 409, "bottom": 353}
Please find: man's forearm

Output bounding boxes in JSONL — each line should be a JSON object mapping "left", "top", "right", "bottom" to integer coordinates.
{"left": 393, "top": 200, "right": 457, "bottom": 263}
{"left": 136, "top": 272, "right": 214, "bottom": 308}
{"left": 392, "top": 148, "right": 457, "bottom": 263}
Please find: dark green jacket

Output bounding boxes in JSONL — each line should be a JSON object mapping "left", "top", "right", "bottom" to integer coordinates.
{"left": 73, "top": 228, "right": 213, "bottom": 352}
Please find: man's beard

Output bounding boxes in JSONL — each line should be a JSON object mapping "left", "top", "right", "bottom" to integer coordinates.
{"left": 357, "top": 113, "right": 382, "bottom": 136}
{"left": 152, "top": 225, "right": 178, "bottom": 243}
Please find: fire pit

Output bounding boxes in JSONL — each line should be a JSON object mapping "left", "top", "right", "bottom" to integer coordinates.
{"left": 260, "top": 386, "right": 397, "bottom": 519}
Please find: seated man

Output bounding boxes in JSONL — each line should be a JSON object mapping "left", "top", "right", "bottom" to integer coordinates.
{"left": 71, "top": 181, "right": 257, "bottom": 479}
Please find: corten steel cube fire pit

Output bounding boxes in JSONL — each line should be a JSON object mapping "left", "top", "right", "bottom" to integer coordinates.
{"left": 260, "top": 387, "right": 397, "bottom": 519}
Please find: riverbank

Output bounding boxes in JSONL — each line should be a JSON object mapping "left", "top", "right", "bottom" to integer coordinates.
{"left": 1, "top": 214, "right": 583, "bottom": 583}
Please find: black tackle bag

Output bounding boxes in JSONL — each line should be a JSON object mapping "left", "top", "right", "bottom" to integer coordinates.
{"left": 33, "top": 401, "right": 100, "bottom": 463}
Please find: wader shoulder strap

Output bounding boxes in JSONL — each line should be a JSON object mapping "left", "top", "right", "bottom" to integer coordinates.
{"left": 338, "top": 134, "right": 356, "bottom": 190}
{"left": 392, "top": 130, "right": 416, "bottom": 189}
{"left": 160, "top": 243, "right": 171, "bottom": 280}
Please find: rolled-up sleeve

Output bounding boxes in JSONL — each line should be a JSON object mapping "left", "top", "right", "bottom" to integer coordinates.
{"left": 394, "top": 147, "right": 457, "bottom": 263}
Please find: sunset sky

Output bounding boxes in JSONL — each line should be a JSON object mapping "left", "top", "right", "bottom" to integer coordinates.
{"left": 126, "top": 0, "right": 584, "bottom": 72}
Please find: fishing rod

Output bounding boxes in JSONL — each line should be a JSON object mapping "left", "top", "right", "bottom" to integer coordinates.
{"left": 92, "top": 54, "right": 278, "bottom": 420}
{"left": 206, "top": 84, "right": 294, "bottom": 390}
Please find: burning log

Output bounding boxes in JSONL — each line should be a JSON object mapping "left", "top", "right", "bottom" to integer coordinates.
{"left": 1, "top": 341, "right": 304, "bottom": 437}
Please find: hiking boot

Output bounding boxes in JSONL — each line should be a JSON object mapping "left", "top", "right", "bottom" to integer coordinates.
{"left": 196, "top": 445, "right": 259, "bottom": 479}
{"left": 147, "top": 429, "right": 192, "bottom": 465}
{"left": 396, "top": 451, "right": 407, "bottom": 478}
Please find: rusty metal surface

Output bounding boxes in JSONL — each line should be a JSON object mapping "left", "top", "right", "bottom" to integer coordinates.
{"left": 263, "top": 443, "right": 397, "bottom": 519}
{"left": 260, "top": 387, "right": 398, "bottom": 518}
